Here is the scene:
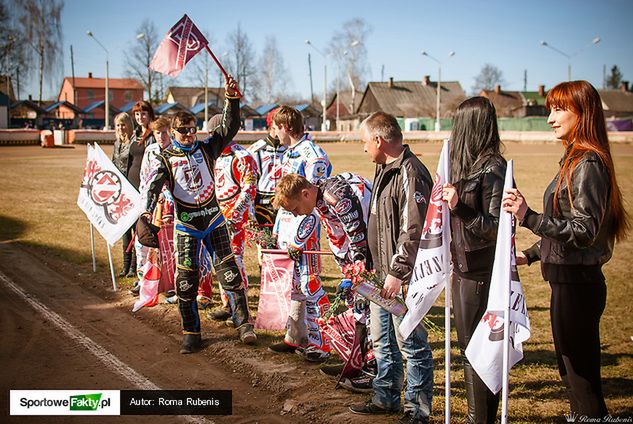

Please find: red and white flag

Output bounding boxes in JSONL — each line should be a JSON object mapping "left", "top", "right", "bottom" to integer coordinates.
{"left": 399, "top": 139, "right": 451, "bottom": 339}
{"left": 150, "top": 14, "right": 208, "bottom": 77}
{"left": 77, "top": 144, "right": 141, "bottom": 245}
{"left": 465, "top": 160, "right": 531, "bottom": 394}
{"left": 133, "top": 250, "right": 161, "bottom": 312}
{"left": 255, "top": 253, "right": 294, "bottom": 330}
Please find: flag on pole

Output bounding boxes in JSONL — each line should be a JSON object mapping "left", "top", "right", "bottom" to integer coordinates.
{"left": 133, "top": 250, "right": 161, "bottom": 312}
{"left": 399, "top": 139, "right": 451, "bottom": 339}
{"left": 255, "top": 253, "right": 294, "bottom": 330}
{"left": 150, "top": 14, "right": 208, "bottom": 77}
{"left": 77, "top": 144, "right": 142, "bottom": 245}
{"left": 465, "top": 160, "right": 531, "bottom": 394}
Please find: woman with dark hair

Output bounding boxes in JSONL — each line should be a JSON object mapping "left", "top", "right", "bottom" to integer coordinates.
{"left": 503, "top": 80, "right": 628, "bottom": 418}
{"left": 112, "top": 112, "right": 138, "bottom": 277}
{"left": 441, "top": 96, "right": 506, "bottom": 424}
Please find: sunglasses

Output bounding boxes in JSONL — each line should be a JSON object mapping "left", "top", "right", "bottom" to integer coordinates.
{"left": 175, "top": 126, "right": 197, "bottom": 135}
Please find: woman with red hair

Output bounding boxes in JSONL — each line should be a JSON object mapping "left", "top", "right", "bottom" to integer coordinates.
{"left": 503, "top": 80, "right": 628, "bottom": 418}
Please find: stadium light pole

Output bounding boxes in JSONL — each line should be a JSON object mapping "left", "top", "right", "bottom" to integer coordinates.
{"left": 422, "top": 50, "right": 455, "bottom": 132}
{"left": 540, "top": 36, "right": 601, "bottom": 81}
{"left": 305, "top": 40, "right": 328, "bottom": 131}
{"left": 87, "top": 31, "right": 110, "bottom": 129}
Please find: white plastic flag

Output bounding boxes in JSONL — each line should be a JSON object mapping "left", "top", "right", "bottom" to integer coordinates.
{"left": 77, "top": 143, "right": 142, "bottom": 246}
{"left": 465, "top": 160, "right": 531, "bottom": 395}
{"left": 399, "top": 139, "right": 451, "bottom": 339}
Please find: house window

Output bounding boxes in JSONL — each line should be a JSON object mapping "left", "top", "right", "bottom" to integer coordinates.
{"left": 87, "top": 90, "right": 94, "bottom": 100}
{"left": 124, "top": 91, "right": 132, "bottom": 102}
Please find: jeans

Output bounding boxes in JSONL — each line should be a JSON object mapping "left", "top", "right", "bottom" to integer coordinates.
{"left": 370, "top": 300, "right": 433, "bottom": 418}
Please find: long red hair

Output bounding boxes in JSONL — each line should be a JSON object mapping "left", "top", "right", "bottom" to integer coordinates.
{"left": 546, "top": 80, "right": 628, "bottom": 241}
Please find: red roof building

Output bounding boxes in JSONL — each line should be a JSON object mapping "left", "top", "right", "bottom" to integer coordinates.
{"left": 56, "top": 73, "right": 144, "bottom": 119}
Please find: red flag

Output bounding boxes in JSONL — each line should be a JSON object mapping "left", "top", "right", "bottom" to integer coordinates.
{"left": 255, "top": 253, "right": 294, "bottom": 331}
{"left": 150, "top": 14, "right": 208, "bottom": 77}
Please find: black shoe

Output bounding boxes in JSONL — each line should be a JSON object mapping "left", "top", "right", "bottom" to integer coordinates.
{"left": 319, "top": 362, "right": 345, "bottom": 378}
{"left": 129, "top": 282, "right": 140, "bottom": 296}
{"left": 268, "top": 341, "right": 296, "bottom": 354}
{"left": 349, "top": 399, "right": 397, "bottom": 415}
{"left": 126, "top": 269, "right": 137, "bottom": 278}
{"left": 208, "top": 308, "right": 232, "bottom": 321}
{"left": 339, "top": 372, "right": 373, "bottom": 393}
{"left": 179, "top": 334, "right": 202, "bottom": 354}
{"left": 397, "top": 411, "right": 429, "bottom": 424}
{"left": 296, "top": 346, "right": 330, "bottom": 363}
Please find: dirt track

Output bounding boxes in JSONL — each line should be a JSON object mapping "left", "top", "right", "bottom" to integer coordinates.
{"left": 0, "top": 240, "right": 394, "bottom": 424}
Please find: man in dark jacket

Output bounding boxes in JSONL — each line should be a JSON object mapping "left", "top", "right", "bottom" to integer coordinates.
{"left": 349, "top": 112, "right": 434, "bottom": 424}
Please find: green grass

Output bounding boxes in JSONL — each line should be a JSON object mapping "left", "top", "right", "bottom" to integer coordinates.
{"left": 0, "top": 142, "right": 631, "bottom": 422}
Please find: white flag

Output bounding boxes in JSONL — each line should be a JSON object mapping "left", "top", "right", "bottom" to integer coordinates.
{"left": 465, "top": 160, "right": 531, "bottom": 394}
{"left": 399, "top": 140, "right": 451, "bottom": 339}
{"left": 77, "top": 143, "right": 142, "bottom": 245}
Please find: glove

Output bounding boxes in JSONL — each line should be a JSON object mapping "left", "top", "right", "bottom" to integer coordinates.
{"left": 136, "top": 214, "right": 160, "bottom": 248}
{"left": 336, "top": 278, "right": 353, "bottom": 295}
{"left": 287, "top": 247, "right": 303, "bottom": 262}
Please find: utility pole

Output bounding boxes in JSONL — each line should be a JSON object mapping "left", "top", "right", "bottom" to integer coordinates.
{"left": 308, "top": 53, "right": 314, "bottom": 105}
{"left": 70, "top": 45, "right": 76, "bottom": 104}
{"left": 381, "top": 64, "right": 385, "bottom": 82}
{"left": 523, "top": 69, "right": 527, "bottom": 92}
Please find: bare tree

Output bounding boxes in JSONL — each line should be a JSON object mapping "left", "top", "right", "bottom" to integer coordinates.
{"left": 0, "top": 0, "right": 30, "bottom": 98}
{"left": 225, "top": 23, "right": 257, "bottom": 101}
{"left": 327, "top": 18, "right": 372, "bottom": 94}
{"left": 16, "top": 0, "right": 64, "bottom": 104}
{"left": 257, "top": 36, "right": 289, "bottom": 104}
{"left": 472, "top": 63, "right": 506, "bottom": 94}
{"left": 125, "top": 19, "right": 160, "bottom": 103}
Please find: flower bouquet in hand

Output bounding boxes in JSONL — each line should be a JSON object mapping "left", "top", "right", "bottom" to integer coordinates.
{"left": 244, "top": 220, "right": 277, "bottom": 249}
{"left": 343, "top": 261, "right": 407, "bottom": 317}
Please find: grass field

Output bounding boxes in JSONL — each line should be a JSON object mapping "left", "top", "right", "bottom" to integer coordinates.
{"left": 0, "top": 141, "right": 631, "bottom": 422}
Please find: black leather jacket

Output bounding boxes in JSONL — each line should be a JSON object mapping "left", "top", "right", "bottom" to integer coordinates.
{"left": 522, "top": 150, "right": 614, "bottom": 267}
{"left": 450, "top": 155, "right": 507, "bottom": 278}
{"left": 367, "top": 145, "right": 433, "bottom": 284}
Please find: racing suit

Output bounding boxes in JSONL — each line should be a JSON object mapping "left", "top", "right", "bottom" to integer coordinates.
{"left": 248, "top": 134, "right": 286, "bottom": 226}
{"left": 275, "top": 133, "right": 332, "bottom": 350}
{"left": 144, "top": 97, "right": 250, "bottom": 336}
{"left": 198, "top": 141, "right": 258, "bottom": 304}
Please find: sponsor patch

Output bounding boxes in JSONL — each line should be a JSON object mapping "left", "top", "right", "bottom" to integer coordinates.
{"left": 224, "top": 270, "right": 237, "bottom": 283}
{"left": 297, "top": 215, "right": 317, "bottom": 241}
{"left": 192, "top": 151, "right": 204, "bottom": 164}
{"left": 347, "top": 220, "right": 361, "bottom": 232}
{"left": 340, "top": 210, "right": 359, "bottom": 224}
{"left": 334, "top": 198, "right": 352, "bottom": 214}
{"left": 350, "top": 232, "right": 365, "bottom": 243}
{"left": 414, "top": 191, "right": 427, "bottom": 204}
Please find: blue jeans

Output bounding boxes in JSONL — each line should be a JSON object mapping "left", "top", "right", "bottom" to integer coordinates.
{"left": 370, "top": 300, "right": 433, "bottom": 418}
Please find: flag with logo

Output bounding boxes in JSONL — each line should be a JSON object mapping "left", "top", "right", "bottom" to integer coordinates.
{"left": 150, "top": 14, "right": 208, "bottom": 77}
{"left": 255, "top": 253, "right": 294, "bottom": 330}
{"left": 77, "top": 143, "right": 142, "bottom": 245}
{"left": 133, "top": 249, "right": 161, "bottom": 312}
{"left": 399, "top": 139, "right": 451, "bottom": 339}
{"left": 465, "top": 160, "right": 531, "bottom": 394}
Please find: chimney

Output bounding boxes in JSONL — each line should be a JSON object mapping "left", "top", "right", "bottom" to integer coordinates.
{"left": 422, "top": 75, "right": 430, "bottom": 86}
{"left": 88, "top": 72, "right": 93, "bottom": 79}
{"left": 494, "top": 84, "right": 501, "bottom": 94}
{"left": 538, "top": 84, "right": 545, "bottom": 97}
{"left": 28, "top": 94, "right": 32, "bottom": 101}
{"left": 388, "top": 77, "right": 394, "bottom": 88}
{"left": 620, "top": 81, "right": 629, "bottom": 92}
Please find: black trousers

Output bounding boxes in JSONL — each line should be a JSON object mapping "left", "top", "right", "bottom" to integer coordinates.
{"left": 452, "top": 274, "right": 500, "bottom": 424}
{"left": 550, "top": 281, "right": 608, "bottom": 418}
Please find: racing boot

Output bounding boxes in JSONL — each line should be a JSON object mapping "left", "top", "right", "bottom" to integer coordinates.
{"left": 180, "top": 333, "right": 202, "bottom": 354}
{"left": 126, "top": 251, "right": 137, "bottom": 278}
{"left": 225, "top": 289, "right": 250, "bottom": 328}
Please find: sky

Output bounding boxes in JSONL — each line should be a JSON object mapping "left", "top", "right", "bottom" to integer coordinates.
{"left": 19, "top": 0, "right": 633, "bottom": 102}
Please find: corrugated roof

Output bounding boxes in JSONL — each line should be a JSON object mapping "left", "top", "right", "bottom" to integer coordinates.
{"left": 63, "top": 77, "right": 144, "bottom": 90}
{"left": 240, "top": 104, "right": 259, "bottom": 117}
{"left": 155, "top": 102, "right": 189, "bottom": 114}
{"left": 10, "top": 100, "right": 46, "bottom": 114}
{"left": 166, "top": 86, "right": 224, "bottom": 107}
{"left": 599, "top": 89, "right": 633, "bottom": 113}
{"left": 480, "top": 90, "right": 523, "bottom": 116}
{"left": 521, "top": 91, "right": 547, "bottom": 106}
{"left": 190, "top": 101, "right": 222, "bottom": 115}
{"left": 119, "top": 101, "right": 136, "bottom": 113}
{"left": 357, "top": 80, "right": 466, "bottom": 118}
{"left": 83, "top": 100, "right": 121, "bottom": 114}
{"left": 255, "top": 104, "right": 278, "bottom": 116}
{"left": 44, "top": 100, "right": 84, "bottom": 114}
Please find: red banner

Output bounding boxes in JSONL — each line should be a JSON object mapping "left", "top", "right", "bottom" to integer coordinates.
{"left": 150, "top": 14, "right": 208, "bottom": 77}
{"left": 254, "top": 254, "right": 294, "bottom": 330}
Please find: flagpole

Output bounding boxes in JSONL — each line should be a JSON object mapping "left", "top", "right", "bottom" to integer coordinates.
{"left": 89, "top": 224, "right": 97, "bottom": 273}
{"left": 442, "top": 139, "right": 452, "bottom": 424}
{"left": 204, "top": 45, "right": 243, "bottom": 98}
{"left": 107, "top": 243, "right": 117, "bottom": 291}
{"left": 500, "top": 160, "right": 514, "bottom": 424}
{"left": 260, "top": 249, "right": 333, "bottom": 256}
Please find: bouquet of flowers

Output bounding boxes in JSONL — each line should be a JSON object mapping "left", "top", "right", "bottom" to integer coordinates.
{"left": 244, "top": 221, "right": 277, "bottom": 249}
